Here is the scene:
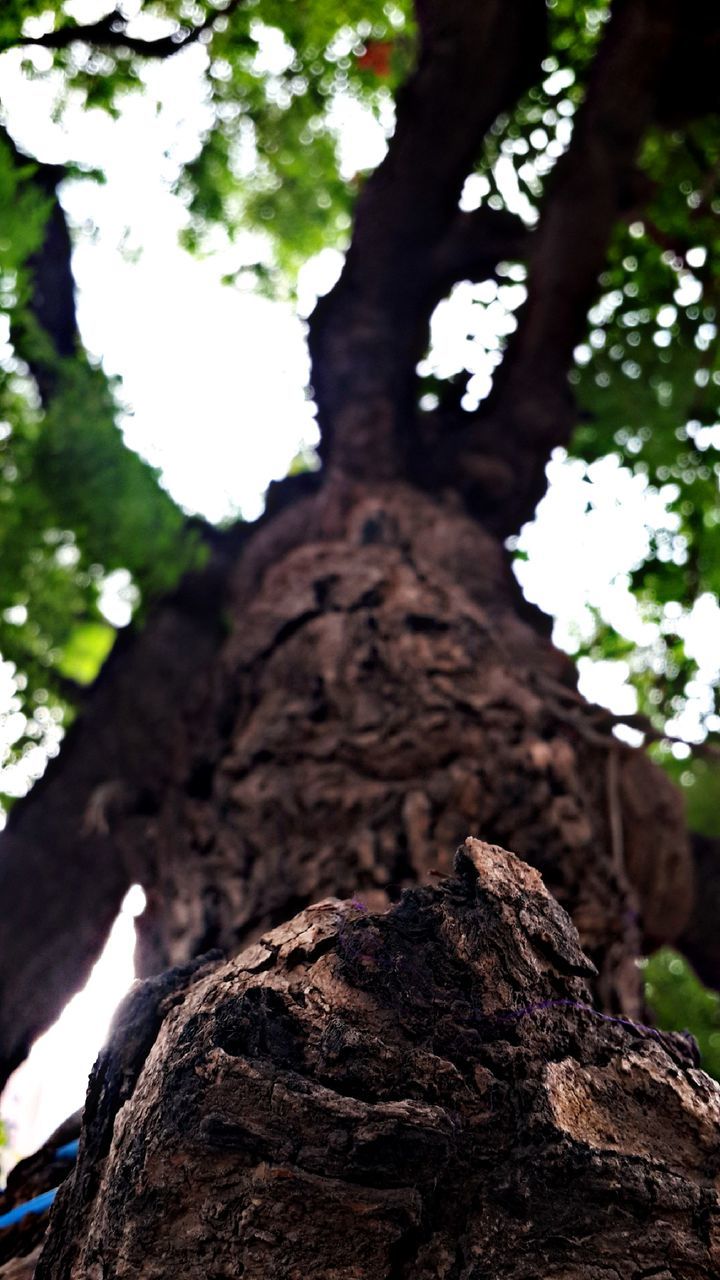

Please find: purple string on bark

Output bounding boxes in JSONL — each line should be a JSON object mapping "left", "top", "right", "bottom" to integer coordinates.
{"left": 482, "top": 997, "right": 662, "bottom": 1039}
{"left": 333, "top": 907, "right": 698, "bottom": 1056}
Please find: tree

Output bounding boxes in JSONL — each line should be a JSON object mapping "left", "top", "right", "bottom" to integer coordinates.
{"left": 1, "top": 0, "right": 720, "bottom": 1273}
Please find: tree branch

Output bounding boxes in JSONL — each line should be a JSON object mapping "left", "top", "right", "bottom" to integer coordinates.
{"left": 308, "top": 0, "right": 546, "bottom": 481}
{"left": 0, "top": 1, "right": 244, "bottom": 59}
{"left": 0, "top": 555, "right": 232, "bottom": 1093}
{"left": 429, "top": 205, "right": 530, "bottom": 297}
{"left": 414, "top": 0, "right": 706, "bottom": 536}
{"left": 0, "top": 471, "right": 317, "bottom": 1095}
{"left": 1, "top": 126, "right": 78, "bottom": 404}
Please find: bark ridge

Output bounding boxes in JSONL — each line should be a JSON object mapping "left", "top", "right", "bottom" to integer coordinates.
{"left": 36, "top": 839, "right": 719, "bottom": 1279}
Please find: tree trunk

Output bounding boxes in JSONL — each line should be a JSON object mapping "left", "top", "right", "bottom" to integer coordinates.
{"left": 33, "top": 840, "right": 720, "bottom": 1278}
{"left": 131, "top": 480, "right": 690, "bottom": 1017}
{"left": 3, "top": 0, "right": 720, "bottom": 1273}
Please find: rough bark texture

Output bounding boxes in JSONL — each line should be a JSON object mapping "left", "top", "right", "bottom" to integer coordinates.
{"left": 137, "top": 483, "right": 690, "bottom": 1016}
{"left": 34, "top": 839, "right": 720, "bottom": 1279}
{"left": 0, "top": 477, "right": 695, "bottom": 1096}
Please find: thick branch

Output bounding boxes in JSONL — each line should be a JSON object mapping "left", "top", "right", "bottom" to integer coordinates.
{"left": 308, "top": 0, "right": 546, "bottom": 480}
{"left": 0, "top": 1, "right": 244, "bottom": 59}
{"left": 429, "top": 205, "right": 530, "bottom": 298}
{"left": 0, "top": 472, "right": 319, "bottom": 1095}
{"left": 0, "top": 550, "right": 232, "bottom": 1093}
{"left": 414, "top": 0, "right": 698, "bottom": 536}
{"left": 1, "top": 127, "right": 78, "bottom": 402}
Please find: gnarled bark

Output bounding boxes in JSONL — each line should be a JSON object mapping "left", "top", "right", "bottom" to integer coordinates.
{"left": 137, "top": 482, "right": 690, "bottom": 1016}
{"left": 0, "top": 475, "right": 694, "bottom": 1096}
{"left": 34, "top": 840, "right": 720, "bottom": 1279}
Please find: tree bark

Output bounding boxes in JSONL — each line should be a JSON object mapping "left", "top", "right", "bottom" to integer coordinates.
{"left": 32, "top": 840, "right": 720, "bottom": 1279}
{"left": 308, "top": 0, "right": 547, "bottom": 480}
{"left": 1, "top": 18, "right": 719, "bottom": 1280}
{"left": 114, "top": 480, "right": 688, "bottom": 1018}
{"left": 0, "top": 476, "right": 693, "bottom": 1102}
{"left": 680, "top": 833, "right": 720, "bottom": 991}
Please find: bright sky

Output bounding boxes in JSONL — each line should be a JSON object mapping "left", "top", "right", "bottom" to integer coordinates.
{"left": 1, "top": 22, "right": 720, "bottom": 1166}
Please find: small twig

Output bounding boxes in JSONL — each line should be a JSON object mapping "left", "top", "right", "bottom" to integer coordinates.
{"left": 533, "top": 671, "right": 720, "bottom": 760}
{"left": 0, "top": 0, "right": 244, "bottom": 59}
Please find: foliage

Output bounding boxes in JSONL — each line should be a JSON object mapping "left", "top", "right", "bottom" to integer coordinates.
{"left": 2, "top": 0, "right": 414, "bottom": 285}
{"left": 644, "top": 948, "right": 720, "bottom": 1081}
{"left": 0, "top": 354, "right": 201, "bottom": 781}
{"left": 0, "top": 125, "right": 201, "bottom": 787}
{"left": 569, "top": 115, "right": 720, "bottom": 740}
{"left": 0, "top": 0, "right": 416, "bottom": 789}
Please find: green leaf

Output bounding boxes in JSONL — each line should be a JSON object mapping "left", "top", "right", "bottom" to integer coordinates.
{"left": 57, "top": 620, "right": 115, "bottom": 685}
{"left": 645, "top": 948, "right": 720, "bottom": 1081}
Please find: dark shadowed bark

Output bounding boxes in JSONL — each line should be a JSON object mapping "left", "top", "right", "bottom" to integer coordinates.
{"left": 0, "top": 552, "right": 231, "bottom": 1091}
{"left": 680, "top": 833, "right": 720, "bottom": 991}
{"left": 31, "top": 841, "right": 720, "bottom": 1279}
